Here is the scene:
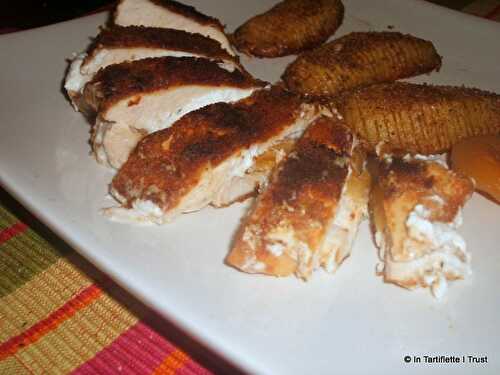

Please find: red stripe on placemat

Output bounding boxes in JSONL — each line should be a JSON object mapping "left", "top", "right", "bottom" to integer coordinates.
{"left": 73, "top": 322, "right": 211, "bottom": 375}
{"left": 486, "top": 4, "right": 500, "bottom": 18}
{"left": 0, "top": 284, "right": 102, "bottom": 360}
{"left": 73, "top": 322, "right": 173, "bottom": 374}
{"left": 0, "top": 222, "right": 28, "bottom": 245}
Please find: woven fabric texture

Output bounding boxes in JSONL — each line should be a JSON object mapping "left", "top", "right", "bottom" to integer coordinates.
{"left": 0, "top": 1, "right": 498, "bottom": 374}
{"left": 0, "top": 203, "right": 212, "bottom": 374}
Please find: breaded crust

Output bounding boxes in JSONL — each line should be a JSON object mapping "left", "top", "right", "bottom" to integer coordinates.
{"left": 226, "top": 116, "right": 353, "bottom": 278}
{"left": 333, "top": 82, "right": 500, "bottom": 154}
{"left": 232, "top": 0, "right": 344, "bottom": 57}
{"left": 369, "top": 155, "right": 474, "bottom": 296}
{"left": 84, "top": 56, "right": 264, "bottom": 114}
{"left": 83, "top": 26, "right": 238, "bottom": 67}
{"left": 111, "top": 87, "right": 310, "bottom": 212}
{"left": 283, "top": 31, "right": 441, "bottom": 97}
{"left": 150, "top": 0, "right": 225, "bottom": 30}
{"left": 378, "top": 157, "right": 473, "bottom": 229}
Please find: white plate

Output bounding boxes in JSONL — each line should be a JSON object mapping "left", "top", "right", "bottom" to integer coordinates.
{"left": 1, "top": 1, "right": 499, "bottom": 374}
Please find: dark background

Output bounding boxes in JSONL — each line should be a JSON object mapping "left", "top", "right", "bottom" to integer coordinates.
{"left": 0, "top": 0, "right": 464, "bottom": 33}
{"left": 1, "top": 1, "right": 116, "bottom": 33}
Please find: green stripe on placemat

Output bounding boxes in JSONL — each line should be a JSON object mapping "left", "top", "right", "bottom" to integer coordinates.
{"left": 0, "top": 216, "right": 61, "bottom": 298}
{"left": 0, "top": 200, "right": 212, "bottom": 374}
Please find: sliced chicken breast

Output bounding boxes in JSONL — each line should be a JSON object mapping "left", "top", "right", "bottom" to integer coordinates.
{"left": 105, "top": 87, "right": 325, "bottom": 224}
{"left": 84, "top": 56, "right": 264, "bottom": 168}
{"left": 226, "top": 116, "right": 371, "bottom": 279}
{"left": 114, "top": 0, "right": 235, "bottom": 55}
{"left": 369, "top": 152, "right": 474, "bottom": 299}
{"left": 65, "top": 26, "right": 241, "bottom": 111}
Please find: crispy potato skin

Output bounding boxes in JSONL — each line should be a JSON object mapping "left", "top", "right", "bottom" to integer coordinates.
{"left": 283, "top": 31, "right": 441, "bottom": 97}
{"left": 332, "top": 82, "right": 500, "bottom": 154}
{"left": 231, "top": 0, "right": 344, "bottom": 57}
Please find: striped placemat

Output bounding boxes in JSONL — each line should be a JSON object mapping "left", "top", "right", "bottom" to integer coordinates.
{"left": 0, "top": 1, "right": 498, "bottom": 374}
{"left": 0, "top": 199, "right": 215, "bottom": 374}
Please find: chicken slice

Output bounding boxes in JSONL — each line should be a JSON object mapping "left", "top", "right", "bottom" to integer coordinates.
{"left": 369, "top": 152, "right": 474, "bottom": 299}
{"left": 114, "top": 0, "right": 235, "bottom": 55}
{"left": 226, "top": 116, "right": 371, "bottom": 279}
{"left": 65, "top": 26, "right": 241, "bottom": 111}
{"left": 83, "top": 56, "right": 265, "bottom": 169}
{"left": 105, "top": 87, "right": 325, "bottom": 224}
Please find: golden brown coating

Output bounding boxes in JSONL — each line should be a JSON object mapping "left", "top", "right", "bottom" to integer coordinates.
{"left": 283, "top": 31, "right": 441, "bottom": 97}
{"left": 84, "top": 26, "right": 238, "bottom": 66}
{"left": 231, "top": 0, "right": 344, "bottom": 57}
{"left": 369, "top": 154, "right": 474, "bottom": 296}
{"left": 332, "top": 82, "right": 500, "bottom": 154}
{"left": 83, "top": 56, "right": 264, "bottom": 114}
{"left": 375, "top": 157, "right": 472, "bottom": 235}
{"left": 151, "top": 0, "right": 225, "bottom": 30}
{"left": 111, "top": 87, "right": 310, "bottom": 212}
{"left": 451, "top": 135, "right": 500, "bottom": 203}
{"left": 226, "top": 116, "right": 355, "bottom": 278}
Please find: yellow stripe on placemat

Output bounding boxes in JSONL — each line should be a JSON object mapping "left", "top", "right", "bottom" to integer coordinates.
{"left": 0, "top": 264, "right": 140, "bottom": 373}
{"left": 0, "top": 259, "right": 93, "bottom": 341}
{"left": 0, "top": 356, "right": 31, "bottom": 374}
{"left": 0, "top": 203, "right": 139, "bottom": 373}
{"left": 12, "top": 294, "right": 137, "bottom": 374}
